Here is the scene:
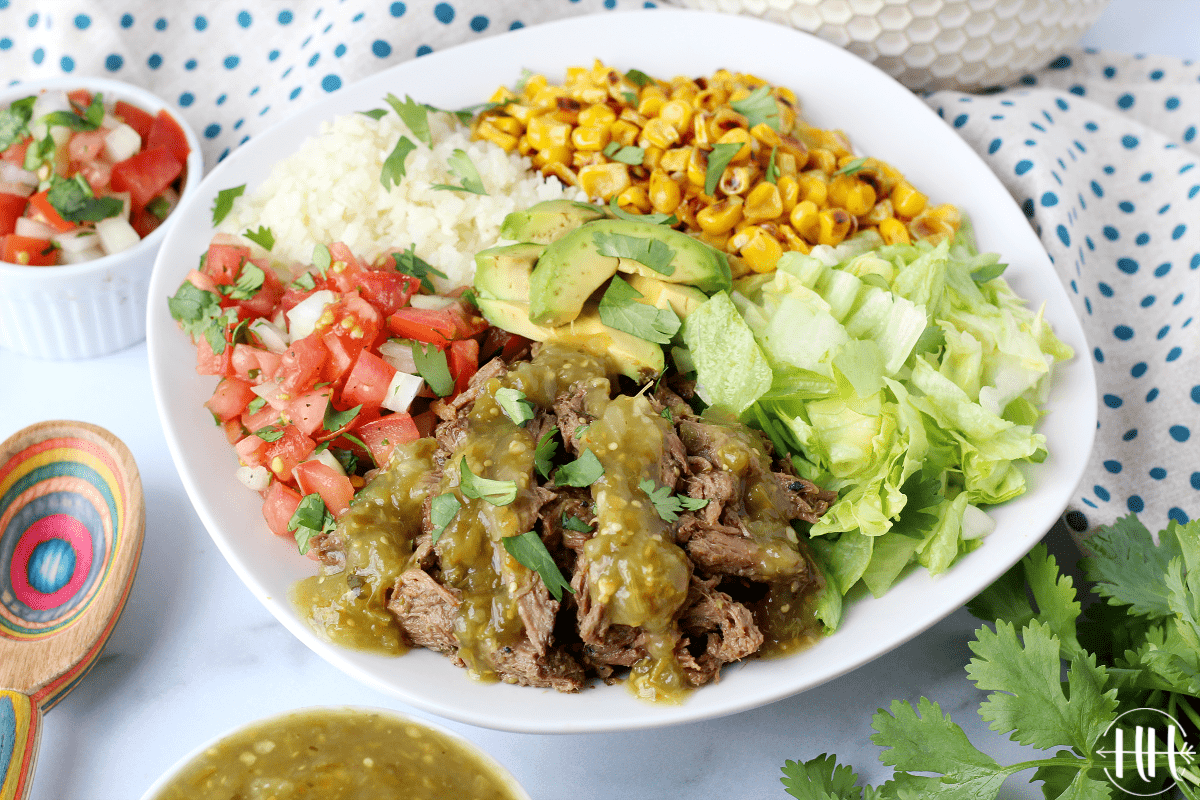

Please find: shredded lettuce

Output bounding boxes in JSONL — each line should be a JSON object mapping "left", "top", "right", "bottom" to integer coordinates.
{"left": 684, "top": 224, "right": 1072, "bottom": 623}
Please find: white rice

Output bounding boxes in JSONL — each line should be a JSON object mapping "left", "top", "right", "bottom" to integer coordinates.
{"left": 219, "top": 108, "right": 584, "bottom": 289}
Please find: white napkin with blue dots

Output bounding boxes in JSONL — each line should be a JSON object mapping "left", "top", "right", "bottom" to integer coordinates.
{"left": 1, "top": 2, "right": 1195, "bottom": 537}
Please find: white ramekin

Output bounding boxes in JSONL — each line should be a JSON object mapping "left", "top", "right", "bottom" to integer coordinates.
{"left": 0, "top": 76, "right": 204, "bottom": 360}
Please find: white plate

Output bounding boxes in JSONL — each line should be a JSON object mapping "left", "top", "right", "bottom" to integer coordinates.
{"left": 147, "top": 8, "right": 1097, "bottom": 734}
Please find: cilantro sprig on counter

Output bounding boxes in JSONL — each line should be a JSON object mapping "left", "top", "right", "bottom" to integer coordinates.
{"left": 779, "top": 516, "right": 1200, "bottom": 800}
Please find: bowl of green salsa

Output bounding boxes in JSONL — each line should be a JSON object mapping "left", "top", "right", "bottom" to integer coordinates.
{"left": 139, "top": 706, "right": 530, "bottom": 800}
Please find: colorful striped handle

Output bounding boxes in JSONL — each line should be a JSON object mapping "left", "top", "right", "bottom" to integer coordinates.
{"left": 0, "top": 691, "right": 39, "bottom": 800}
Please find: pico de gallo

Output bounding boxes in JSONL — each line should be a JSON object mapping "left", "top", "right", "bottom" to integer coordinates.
{"left": 0, "top": 88, "right": 190, "bottom": 265}
{"left": 169, "top": 234, "right": 525, "bottom": 557}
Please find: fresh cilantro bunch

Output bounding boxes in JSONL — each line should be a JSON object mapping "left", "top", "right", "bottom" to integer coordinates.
{"left": 780, "top": 515, "right": 1200, "bottom": 800}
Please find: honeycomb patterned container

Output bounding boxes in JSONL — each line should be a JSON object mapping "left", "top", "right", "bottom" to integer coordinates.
{"left": 669, "top": 0, "right": 1112, "bottom": 91}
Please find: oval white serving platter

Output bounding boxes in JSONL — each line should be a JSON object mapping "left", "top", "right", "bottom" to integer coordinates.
{"left": 147, "top": 8, "right": 1097, "bottom": 734}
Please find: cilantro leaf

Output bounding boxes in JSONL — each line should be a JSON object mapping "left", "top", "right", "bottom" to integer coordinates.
{"left": 46, "top": 174, "right": 123, "bottom": 223}
{"left": 167, "top": 281, "right": 226, "bottom": 347}
{"left": 554, "top": 449, "right": 603, "bottom": 488}
{"left": 243, "top": 226, "right": 275, "bottom": 251}
{"left": 966, "top": 620, "right": 1117, "bottom": 753}
{"left": 704, "top": 141, "right": 744, "bottom": 196}
{"left": 211, "top": 184, "right": 245, "bottom": 225}
{"left": 381, "top": 135, "right": 418, "bottom": 190}
{"left": 607, "top": 195, "right": 677, "bottom": 226}
{"left": 392, "top": 245, "right": 448, "bottom": 293}
{"left": 40, "top": 93, "right": 104, "bottom": 132}
{"left": 780, "top": 754, "right": 883, "bottom": 800}
{"left": 495, "top": 387, "right": 535, "bottom": 425}
{"left": 730, "top": 85, "right": 781, "bottom": 131}
{"left": 412, "top": 342, "right": 453, "bottom": 397}
{"left": 502, "top": 531, "right": 573, "bottom": 601}
{"left": 289, "top": 493, "right": 336, "bottom": 555}
{"left": 429, "top": 493, "right": 460, "bottom": 543}
{"left": 0, "top": 95, "right": 36, "bottom": 150}
{"left": 970, "top": 262, "right": 1008, "bottom": 283}
{"left": 359, "top": 108, "right": 388, "bottom": 121}
{"left": 561, "top": 513, "right": 592, "bottom": 533}
{"left": 458, "top": 459, "right": 518, "bottom": 506}
{"left": 1080, "top": 514, "right": 1182, "bottom": 619}
{"left": 638, "top": 478, "right": 707, "bottom": 522}
{"left": 598, "top": 275, "right": 681, "bottom": 345}
{"left": 224, "top": 261, "right": 266, "bottom": 301}
{"left": 834, "top": 156, "right": 868, "bottom": 176}
{"left": 322, "top": 402, "right": 361, "bottom": 434}
{"left": 887, "top": 469, "right": 942, "bottom": 539}
{"left": 312, "top": 242, "right": 332, "bottom": 275}
{"left": 872, "top": 697, "right": 1007, "bottom": 798}
{"left": 603, "top": 140, "right": 645, "bottom": 166}
{"left": 385, "top": 93, "right": 432, "bottom": 147}
{"left": 431, "top": 149, "right": 487, "bottom": 194}
{"left": 534, "top": 427, "right": 558, "bottom": 479}
{"left": 624, "top": 68, "right": 655, "bottom": 87}
{"left": 147, "top": 196, "right": 173, "bottom": 220}
{"left": 22, "top": 131, "right": 55, "bottom": 172}
{"left": 593, "top": 230, "right": 675, "bottom": 276}
{"left": 254, "top": 425, "right": 284, "bottom": 443}
{"left": 291, "top": 271, "right": 316, "bottom": 292}
{"left": 765, "top": 146, "right": 780, "bottom": 184}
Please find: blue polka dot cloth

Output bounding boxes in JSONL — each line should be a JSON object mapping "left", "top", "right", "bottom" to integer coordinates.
{"left": 0, "top": 0, "right": 655, "bottom": 171}
{"left": 927, "top": 49, "right": 1200, "bottom": 537}
{"left": 0, "top": 4, "right": 1195, "bottom": 536}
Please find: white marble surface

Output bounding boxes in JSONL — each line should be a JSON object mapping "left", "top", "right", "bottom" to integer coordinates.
{"left": 3, "top": 3, "right": 1195, "bottom": 798}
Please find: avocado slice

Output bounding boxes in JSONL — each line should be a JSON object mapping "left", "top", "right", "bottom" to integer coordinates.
{"left": 499, "top": 199, "right": 610, "bottom": 244}
{"left": 474, "top": 242, "right": 546, "bottom": 302}
{"left": 528, "top": 218, "right": 732, "bottom": 327}
{"left": 477, "top": 297, "right": 663, "bottom": 381}
{"left": 626, "top": 274, "right": 708, "bottom": 319}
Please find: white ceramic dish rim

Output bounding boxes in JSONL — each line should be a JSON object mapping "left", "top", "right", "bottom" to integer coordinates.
{"left": 147, "top": 9, "right": 1098, "bottom": 734}
{"left": 136, "top": 704, "right": 532, "bottom": 800}
{"left": 0, "top": 75, "right": 204, "bottom": 283}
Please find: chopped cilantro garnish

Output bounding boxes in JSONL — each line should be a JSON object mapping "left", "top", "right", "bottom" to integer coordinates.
{"left": 311, "top": 242, "right": 332, "bottom": 275}
{"left": 561, "top": 513, "right": 592, "bottom": 533}
{"left": 624, "top": 68, "right": 655, "bottom": 87}
{"left": 392, "top": 245, "right": 447, "bottom": 293}
{"left": 289, "top": 493, "right": 336, "bottom": 555}
{"left": 834, "top": 156, "right": 868, "bottom": 176}
{"left": 458, "top": 459, "right": 518, "bottom": 506}
{"left": 765, "top": 146, "right": 780, "bottom": 185}
{"left": 495, "top": 387, "right": 535, "bottom": 426}
{"left": 729, "top": 85, "right": 780, "bottom": 131}
{"left": 146, "top": 195, "right": 173, "bottom": 220}
{"left": 431, "top": 149, "right": 486, "bottom": 195}
{"left": 638, "top": 478, "right": 708, "bottom": 523}
{"left": 534, "top": 427, "right": 559, "bottom": 480}
{"left": 606, "top": 195, "right": 677, "bottom": 226}
{"left": 554, "top": 448, "right": 604, "bottom": 488}
{"left": 412, "top": 342, "right": 454, "bottom": 397}
{"left": 211, "top": 184, "right": 245, "bottom": 225}
{"left": 593, "top": 230, "right": 675, "bottom": 276}
{"left": 381, "top": 136, "right": 418, "bottom": 190}
{"left": 385, "top": 93, "right": 432, "bottom": 147}
{"left": 359, "top": 108, "right": 388, "bottom": 121}
{"left": 290, "top": 271, "right": 316, "bottom": 292}
{"left": 322, "top": 402, "right": 361, "bottom": 434}
{"left": 167, "top": 280, "right": 235, "bottom": 354}
{"left": 598, "top": 275, "right": 681, "bottom": 345}
{"left": 40, "top": 93, "right": 105, "bottom": 132}
{"left": 254, "top": 425, "right": 284, "bottom": 443}
{"left": 602, "top": 141, "right": 645, "bottom": 166}
{"left": 429, "top": 493, "right": 461, "bottom": 543}
{"left": 0, "top": 95, "right": 36, "bottom": 150}
{"left": 243, "top": 226, "right": 275, "bottom": 251}
{"left": 225, "top": 261, "right": 266, "bottom": 301}
{"left": 502, "top": 531, "right": 573, "bottom": 600}
{"left": 46, "top": 174, "right": 123, "bottom": 223}
{"left": 704, "top": 141, "right": 744, "bottom": 197}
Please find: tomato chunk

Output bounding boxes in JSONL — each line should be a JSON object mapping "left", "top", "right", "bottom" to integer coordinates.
{"left": 448, "top": 338, "right": 479, "bottom": 398}
{"left": 277, "top": 335, "right": 327, "bottom": 395}
{"left": 110, "top": 147, "right": 183, "bottom": 210}
{"left": 0, "top": 193, "right": 27, "bottom": 237}
{"left": 26, "top": 190, "right": 76, "bottom": 233}
{"left": 115, "top": 100, "right": 155, "bottom": 143}
{"left": 293, "top": 460, "right": 354, "bottom": 518}
{"left": 264, "top": 425, "right": 316, "bottom": 483}
{"left": 145, "top": 109, "right": 191, "bottom": 165}
{"left": 386, "top": 302, "right": 487, "bottom": 346}
{"left": 341, "top": 350, "right": 395, "bottom": 415}
{"left": 2, "top": 235, "right": 57, "bottom": 266}
{"left": 205, "top": 377, "right": 256, "bottom": 422}
{"left": 354, "top": 413, "right": 420, "bottom": 468}
{"left": 261, "top": 480, "right": 303, "bottom": 539}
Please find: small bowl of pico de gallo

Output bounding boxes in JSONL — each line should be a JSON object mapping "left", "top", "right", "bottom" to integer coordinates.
{"left": 0, "top": 76, "right": 203, "bottom": 359}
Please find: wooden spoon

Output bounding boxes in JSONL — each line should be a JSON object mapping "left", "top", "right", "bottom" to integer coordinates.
{"left": 0, "top": 421, "right": 144, "bottom": 800}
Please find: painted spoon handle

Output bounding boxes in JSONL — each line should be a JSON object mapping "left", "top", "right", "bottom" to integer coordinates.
{"left": 0, "top": 690, "right": 40, "bottom": 800}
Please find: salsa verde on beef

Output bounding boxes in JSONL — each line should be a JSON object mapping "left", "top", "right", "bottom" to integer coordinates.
{"left": 292, "top": 342, "right": 834, "bottom": 701}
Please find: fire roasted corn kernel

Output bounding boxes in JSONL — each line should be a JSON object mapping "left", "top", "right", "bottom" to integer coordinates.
{"left": 472, "top": 60, "right": 960, "bottom": 272}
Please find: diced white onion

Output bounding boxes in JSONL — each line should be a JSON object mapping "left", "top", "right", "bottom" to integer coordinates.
{"left": 103, "top": 123, "right": 141, "bottom": 163}
{"left": 250, "top": 380, "right": 289, "bottom": 411}
{"left": 408, "top": 294, "right": 455, "bottom": 310}
{"left": 29, "top": 91, "right": 70, "bottom": 141}
{"left": 100, "top": 112, "right": 122, "bottom": 131}
{"left": 285, "top": 289, "right": 337, "bottom": 340}
{"left": 248, "top": 318, "right": 289, "bottom": 353}
{"left": 312, "top": 448, "right": 347, "bottom": 476}
{"left": 0, "top": 163, "right": 37, "bottom": 188}
{"left": 95, "top": 215, "right": 140, "bottom": 255}
{"left": 60, "top": 246, "right": 104, "bottom": 264}
{"left": 53, "top": 228, "right": 100, "bottom": 253}
{"left": 382, "top": 371, "right": 424, "bottom": 413}
{"left": 961, "top": 504, "right": 996, "bottom": 540}
{"left": 377, "top": 338, "right": 418, "bottom": 373}
{"left": 15, "top": 216, "right": 56, "bottom": 239}
{"left": 235, "top": 465, "right": 271, "bottom": 492}
{"left": 48, "top": 126, "right": 72, "bottom": 147}
{"left": 0, "top": 180, "right": 34, "bottom": 197}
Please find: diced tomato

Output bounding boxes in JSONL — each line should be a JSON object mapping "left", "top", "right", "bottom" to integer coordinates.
{"left": 114, "top": 100, "right": 155, "bottom": 143}
{"left": 241, "top": 401, "right": 282, "bottom": 437}
{"left": 385, "top": 302, "right": 488, "bottom": 346}
{"left": 26, "top": 190, "right": 76, "bottom": 233}
{"left": 194, "top": 334, "right": 233, "bottom": 376}
{"left": 1, "top": 139, "right": 30, "bottom": 167}
{"left": 68, "top": 129, "right": 107, "bottom": 166}
{"left": 230, "top": 343, "right": 281, "bottom": 384}
{"left": 277, "top": 335, "right": 327, "bottom": 395}
{"left": 235, "top": 432, "right": 270, "bottom": 467}
{"left": 314, "top": 294, "right": 384, "bottom": 384}
{"left": 202, "top": 241, "right": 249, "bottom": 284}
{"left": 284, "top": 387, "right": 332, "bottom": 438}
{"left": 261, "top": 479, "right": 303, "bottom": 539}
{"left": 325, "top": 245, "right": 419, "bottom": 316}
{"left": 185, "top": 268, "right": 219, "bottom": 295}
{"left": 1, "top": 235, "right": 56, "bottom": 266}
{"left": 205, "top": 377, "right": 256, "bottom": 422}
{"left": 340, "top": 350, "right": 395, "bottom": 415}
{"left": 79, "top": 160, "right": 113, "bottom": 192}
{"left": 293, "top": 460, "right": 354, "bottom": 517}
{"left": 448, "top": 338, "right": 479, "bottom": 398}
{"left": 0, "top": 193, "right": 26, "bottom": 236}
{"left": 221, "top": 419, "right": 245, "bottom": 446}
{"left": 145, "top": 109, "right": 191, "bottom": 165}
{"left": 231, "top": 258, "right": 285, "bottom": 319}
{"left": 110, "top": 147, "right": 182, "bottom": 210}
{"left": 264, "top": 425, "right": 316, "bottom": 483}
{"left": 412, "top": 409, "right": 437, "bottom": 439}
{"left": 319, "top": 329, "right": 357, "bottom": 388}
{"left": 67, "top": 89, "right": 93, "bottom": 109}
{"left": 130, "top": 208, "right": 161, "bottom": 239}
{"left": 354, "top": 413, "right": 420, "bottom": 467}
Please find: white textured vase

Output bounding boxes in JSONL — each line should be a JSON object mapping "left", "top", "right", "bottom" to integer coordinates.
{"left": 670, "top": 0, "right": 1112, "bottom": 91}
